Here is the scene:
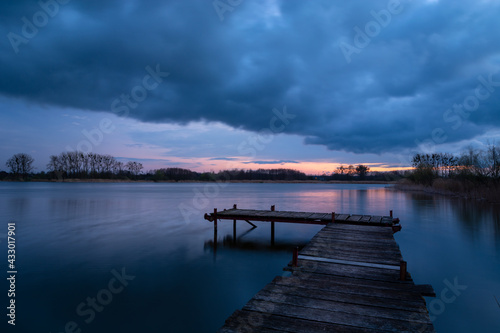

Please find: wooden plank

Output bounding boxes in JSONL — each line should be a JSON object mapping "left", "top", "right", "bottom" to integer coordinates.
{"left": 285, "top": 212, "right": 316, "bottom": 219}
{"left": 312, "top": 234, "right": 398, "bottom": 245}
{"left": 382, "top": 217, "right": 394, "bottom": 224}
{"left": 297, "top": 255, "right": 400, "bottom": 270}
{"left": 314, "top": 228, "right": 396, "bottom": 239}
{"left": 302, "top": 243, "right": 403, "bottom": 258}
{"left": 258, "top": 211, "right": 281, "bottom": 218}
{"left": 325, "top": 223, "right": 394, "bottom": 234}
{"left": 300, "top": 245, "right": 402, "bottom": 260}
{"left": 309, "top": 235, "right": 399, "bottom": 248}
{"left": 336, "top": 214, "right": 350, "bottom": 221}
{"left": 347, "top": 215, "right": 363, "bottom": 222}
{"left": 360, "top": 216, "right": 372, "bottom": 222}
{"left": 369, "top": 216, "right": 383, "bottom": 223}
{"left": 260, "top": 283, "right": 429, "bottom": 312}
{"left": 300, "top": 248, "right": 403, "bottom": 264}
{"left": 308, "top": 213, "right": 331, "bottom": 220}
{"left": 250, "top": 290, "right": 433, "bottom": 324}
{"left": 218, "top": 209, "right": 255, "bottom": 216}
{"left": 300, "top": 249, "right": 402, "bottom": 266}
{"left": 295, "top": 259, "right": 411, "bottom": 282}
{"left": 220, "top": 309, "right": 386, "bottom": 333}
{"left": 300, "top": 248, "right": 403, "bottom": 265}
{"left": 274, "top": 275, "right": 430, "bottom": 301}
{"left": 313, "top": 233, "right": 396, "bottom": 244}
{"left": 243, "top": 299, "right": 432, "bottom": 332}
{"left": 303, "top": 239, "right": 402, "bottom": 253}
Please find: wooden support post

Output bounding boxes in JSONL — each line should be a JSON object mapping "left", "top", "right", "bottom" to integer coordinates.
{"left": 214, "top": 208, "right": 218, "bottom": 230}
{"left": 271, "top": 205, "right": 275, "bottom": 245}
{"left": 233, "top": 204, "right": 237, "bottom": 209}
{"left": 271, "top": 205, "right": 276, "bottom": 246}
{"left": 400, "top": 260, "right": 407, "bottom": 281}
{"left": 213, "top": 208, "right": 218, "bottom": 256}
{"left": 271, "top": 221, "right": 275, "bottom": 246}
{"left": 390, "top": 210, "right": 393, "bottom": 218}
{"left": 292, "top": 247, "right": 298, "bottom": 267}
{"left": 332, "top": 212, "right": 335, "bottom": 223}
{"left": 233, "top": 219, "right": 237, "bottom": 243}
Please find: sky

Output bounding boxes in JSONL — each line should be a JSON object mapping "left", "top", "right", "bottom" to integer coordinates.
{"left": 1, "top": 0, "right": 500, "bottom": 175}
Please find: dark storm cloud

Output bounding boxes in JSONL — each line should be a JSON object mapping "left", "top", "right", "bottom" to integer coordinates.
{"left": 1, "top": 0, "right": 500, "bottom": 154}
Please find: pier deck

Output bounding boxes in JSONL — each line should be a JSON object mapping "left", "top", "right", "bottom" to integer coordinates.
{"left": 208, "top": 207, "right": 435, "bottom": 332}
{"left": 204, "top": 206, "right": 399, "bottom": 227}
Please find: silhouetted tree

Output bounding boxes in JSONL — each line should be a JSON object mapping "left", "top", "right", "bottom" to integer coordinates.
{"left": 486, "top": 143, "right": 500, "bottom": 179}
{"left": 336, "top": 165, "right": 346, "bottom": 175}
{"left": 6, "top": 153, "right": 35, "bottom": 178}
{"left": 126, "top": 161, "right": 143, "bottom": 177}
{"left": 355, "top": 165, "right": 370, "bottom": 179}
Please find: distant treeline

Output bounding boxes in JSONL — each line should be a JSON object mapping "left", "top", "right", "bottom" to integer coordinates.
{"left": 1, "top": 151, "right": 310, "bottom": 181}
{"left": 152, "top": 167, "right": 309, "bottom": 181}
{"left": 2, "top": 152, "right": 144, "bottom": 180}
{"left": 1, "top": 151, "right": 402, "bottom": 182}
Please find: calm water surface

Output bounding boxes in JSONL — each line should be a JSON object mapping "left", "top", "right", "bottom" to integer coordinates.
{"left": 1, "top": 182, "right": 499, "bottom": 332}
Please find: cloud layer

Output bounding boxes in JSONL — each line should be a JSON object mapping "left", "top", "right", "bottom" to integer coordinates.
{"left": 1, "top": 0, "right": 500, "bottom": 156}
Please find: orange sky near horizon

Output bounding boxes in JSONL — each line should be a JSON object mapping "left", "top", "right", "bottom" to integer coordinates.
{"left": 141, "top": 155, "right": 414, "bottom": 175}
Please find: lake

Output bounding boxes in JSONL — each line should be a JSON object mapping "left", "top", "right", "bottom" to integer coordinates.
{"left": 1, "top": 182, "right": 499, "bottom": 332}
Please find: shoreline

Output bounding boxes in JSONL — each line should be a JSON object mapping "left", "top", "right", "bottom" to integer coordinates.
{"left": 2, "top": 179, "right": 397, "bottom": 185}
{"left": 393, "top": 180, "right": 500, "bottom": 204}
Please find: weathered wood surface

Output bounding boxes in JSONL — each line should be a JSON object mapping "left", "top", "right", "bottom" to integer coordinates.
{"left": 205, "top": 208, "right": 399, "bottom": 227}
{"left": 217, "top": 222, "right": 435, "bottom": 332}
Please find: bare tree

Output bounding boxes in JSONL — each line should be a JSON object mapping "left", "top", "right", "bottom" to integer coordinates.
{"left": 335, "top": 165, "right": 346, "bottom": 175}
{"left": 113, "top": 161, "right": 125, "bottom": 175}
{"left": 486, "top": 143, "right": 500, "bottom": 178}
{"left": 6, "top": 153, "right": 35, "bottom": 178}
{"left": 346, "top": 165, "right": 356, "bottom": 177}
{"left": 102, "top": 155, "right": 116, "bottom": 174}
{"left": 126, "top": 161, "right": 143, "bottom": 177}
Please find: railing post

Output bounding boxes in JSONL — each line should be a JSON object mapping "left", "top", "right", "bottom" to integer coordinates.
{"left": 390, "top": 210, "right": 393, "bottom": 218}
{"left": 271, "top": 205, "right": 275, "bottom": 211}
{"left": 332, "top": 212, "right": 335, "bottom": 223}
{"left": 233, "top": 204, "right": 237, "bottom": 209}
{"left": 400, "top": 260, "right": 407, "bottom": 281}
{"left": 292, "top": 247, "right": 298, "bottom": 267}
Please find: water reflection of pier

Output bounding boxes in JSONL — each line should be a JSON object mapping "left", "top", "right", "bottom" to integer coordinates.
{"left": 204, "top": 233, "right": 309, "bottom": 254}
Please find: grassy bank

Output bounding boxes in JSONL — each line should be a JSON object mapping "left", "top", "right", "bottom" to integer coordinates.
{"left": 395, "top": 178, "right": 500, "bottom": 204}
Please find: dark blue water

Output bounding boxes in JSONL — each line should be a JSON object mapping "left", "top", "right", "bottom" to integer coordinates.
{"left": 0, "top": 182, "right": 499, "bottom": 332}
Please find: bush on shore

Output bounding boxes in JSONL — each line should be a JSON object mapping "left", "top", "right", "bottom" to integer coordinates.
{"left": 402, "top": 147, "right": 500, "bottom": 203}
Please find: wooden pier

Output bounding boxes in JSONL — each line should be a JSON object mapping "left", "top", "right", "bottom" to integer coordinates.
{"left": 205, "top": 206, "right": 436, "bottom": 332}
